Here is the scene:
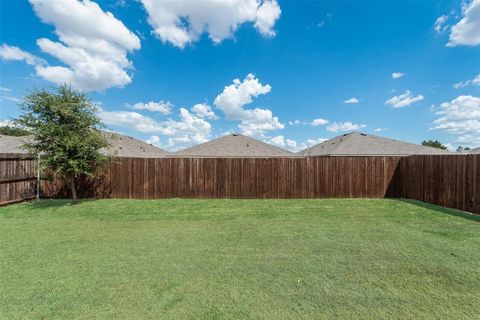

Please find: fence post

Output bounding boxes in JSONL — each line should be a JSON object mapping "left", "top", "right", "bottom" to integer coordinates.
{"left": 36, "top": 154, "right": 40, "bottom": 200}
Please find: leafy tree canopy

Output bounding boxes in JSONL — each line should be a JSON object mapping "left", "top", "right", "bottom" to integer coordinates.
{"left": 15, "top": 85, "right": 112, "bottom": 202}
{"left": 456, "top": 146, "right": 471, "bottom": 152}
{"left": 421, "top": 140, "right": 447, "bottom": 150}
{"left": 0, "top": 126, "right": 30, "bottom": 136}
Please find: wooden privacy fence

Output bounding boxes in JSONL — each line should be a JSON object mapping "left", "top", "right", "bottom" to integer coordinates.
{"left": 1, "top": 154, "right": 479, "bottom": 214}
{"left": 94, "top": 156, "right": 403, "bottom": 199}
{"left": 0, "top": 155, "right": 38, "bottom": 205}
{"left": 393, "top": 155, "right": 479, "bottom": 214}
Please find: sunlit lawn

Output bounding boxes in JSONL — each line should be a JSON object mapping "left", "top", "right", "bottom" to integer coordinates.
{"left": 1, "top": 199, "right": 479, "bottom": 319}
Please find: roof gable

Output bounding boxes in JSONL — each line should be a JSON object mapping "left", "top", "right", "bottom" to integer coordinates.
{"left": 173, "top": 133, "right": 296, "bottom": 157}
{"left": 0, "top": 132, "right": 170, "bottom": 158}
{"left": 299, "top": 132, "right": 451, "bottom": 156}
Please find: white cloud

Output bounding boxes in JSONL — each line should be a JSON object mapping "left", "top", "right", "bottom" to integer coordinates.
{"left": 392, "top": 72, "right": 404, "bottom": 79}
{"left": 304, "top": 138, "right": 327, "bottom": 146}
{"left": 374, "top": 128, "right": 387, "bottom": 133}
{"left": 99, "top": 107, "right": 213, "bottom": 151}
{"left": 268, "top": 135, "right": 286, "bottom": 147}
{"left": 191, "top": 103, "right": 218, "bottom": 119}
{"left": 296, "top": 137, "right": 328, "bottom": 151}
{"left": 288, "top": 120, "right": 303, "bottom": 126}
{"left": 326, "top": 121, "right": 366, "bottom": 133}
{"left": 0, "top": 86, "right": 12, "bottom": 92}
{"left": 214, "top": 73, "right": 284, "bottom": 136}
{"left": 98, "top": 110, "right": 168, "bottom": 133}
{"left": 264, "top": 135, "right": 298, "bottom": 151}
{"left": 443, "top": 143, "right": 456, "bottom": 152}
{"left": 0, "top": 119, "right": 15, "bottom": 127}
{"left": 132, "top": 101, "right": 173, "bottom": 114}
{"left": 453, "top": 74, "right": 480, "bottom": 88}
{"left": 434, "top": 15, "right": 449, "bottom": 34}
{"left": 141, "top": 0, "right": 281, "bottom": 48}
{"left": 448, "top": 0, "right": 480, "bottom": 47}
{"left": 344, "top": 97, "right": 359, "bottom": 104}
{"left": 0, "top": 95, "right": 20, "bottom": 103}
{"left": 0, "top": 44, "right": 46, "bottom": 66}
{"left": 431, "top": 95, "right": 480, "bottom": 145}
{"left": 146, "top": 135, "right": 160, "bottom": 145}
{"left": 306, "top": 138, "right": 327, "bottom": 146}
{"left": 311, "top": 118, "right": 329, "bottom": 126}
{"left": 255, "top": 0, "right": 281, "bottom": 36}
{"left": 1, "top": 0, "right": 141, "bottom": 92}
{"left": 385, "top": 90, "right": 424, "bottom": 108}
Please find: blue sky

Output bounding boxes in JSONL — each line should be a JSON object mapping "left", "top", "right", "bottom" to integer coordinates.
{"left": 1, "top": 0, "right": 479, "bottom": 151}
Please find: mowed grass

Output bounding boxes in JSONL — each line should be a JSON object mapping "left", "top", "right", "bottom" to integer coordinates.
{"left": 0, "top": 199, "right": 479, "bottom": 319}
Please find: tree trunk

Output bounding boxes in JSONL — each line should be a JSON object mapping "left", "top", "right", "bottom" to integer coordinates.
{"left": 69, "top": 177, "right": 78, "bottom": 203}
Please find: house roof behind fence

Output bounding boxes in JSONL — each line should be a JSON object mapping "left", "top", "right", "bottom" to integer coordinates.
{"left": 468, "top": 147, "right": 480, "bottom": 154}
{"left": 0, "top": 135, "right": 32, "bottom": 154}
{"left": 298, "top": 132, "right": 452, "bottom": 156}
{"left": 102, "top": 132, "right": 169, "bottom": 158}
{"left": 173, "top": 133, "right": 297, "bottom": 157}
{"left": 0, "top": 132, "right": 169, "bottom": 158}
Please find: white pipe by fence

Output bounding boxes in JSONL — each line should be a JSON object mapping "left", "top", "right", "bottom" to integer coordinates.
{"left": 36, "top": 154, "right": 40, "bottom": 200}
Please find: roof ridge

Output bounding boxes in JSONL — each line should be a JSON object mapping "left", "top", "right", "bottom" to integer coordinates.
{"left": 175, "top": 133, "right": 294, "bottom": 156}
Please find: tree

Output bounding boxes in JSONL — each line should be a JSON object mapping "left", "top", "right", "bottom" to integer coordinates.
{"left": 456, "top": 146, "right": 471, "bottom": 152}
{"left": 0, "top": 126, "right": 30, "bottom": 136}
{"left": 421, "top": 140, "right": 447, "bottom": 150}
{"left": 15, "top": 85, "right": 112, "bottom": 202}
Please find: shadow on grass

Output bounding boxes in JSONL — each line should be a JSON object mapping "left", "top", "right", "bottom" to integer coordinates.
{"left": 28, "top": 198, "right": 96, "bottom": 210}
{"left": 397, "top": 198, "right": 480, "bottom": 223}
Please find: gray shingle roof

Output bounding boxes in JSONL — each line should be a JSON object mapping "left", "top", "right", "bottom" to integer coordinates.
{"left": 0, "top": 135, "right": 32, "bottom": 156}
{"left": 0, "top": 132, "right": 169, "bottom": 158}
{"left": 102, "top": 132, "right": 169, "bottom": 158}
{"left": 173, "top": 133, "right": 297, "bottom": 157}
{"left": 298, "top": 132, "right": 452, "bottom": 156}
{"left": 468, "top": 147, "right": 480, "bottom": 154}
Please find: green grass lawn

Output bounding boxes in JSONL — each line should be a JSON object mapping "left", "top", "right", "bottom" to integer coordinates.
{"left": 1, "top": 199, "right": 479, "bottom": 319}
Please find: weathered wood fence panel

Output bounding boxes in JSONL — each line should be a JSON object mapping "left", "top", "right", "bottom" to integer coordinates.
{"left": 1, "top": 154, "right": 478, "bottom": 214}
{"left": 393, "top": 155, "right": 479, "bottom": 214}
{"left": 0, "top": 156, "right": 37, "bottom": 205}
{"left": 99, "top": 156, "right": 402, "bottom": 199}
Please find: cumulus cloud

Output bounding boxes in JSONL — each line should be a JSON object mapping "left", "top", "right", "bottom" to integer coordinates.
{"left": 132, "top": 101, "right": 173, "bottom": 114}
{"left": 214, "top": 73, "right": 284, "bottom": 136}
{"left": 374, "top": 128, "right": 387, "bottom": 133}
{"left": 453, "top": 74, "right": 480, "bottom": 88}
{"left": 448, "top": 0, "right": 480, "bottom": 47}
{"left": 191, "top": 103, "right": 218, "bottom": 119}
{"left": 1, "top": 0, "right": 140, "bottom": 92}
{"left": 141, "top": 0, "right": 281, "bottom": 48}
{"left": 264, "top": 135, "right": 302, "bottom": 152}
{"left": 0, "top": 44, "right": 46, "bottom": 66}
{"left": 392, "top": 72, "right": 404, "bottom": 79}
{"left": 288, "top": 120, "right": 303, "bottom": 126}
{"left": 311, "top": 118, "right": 329, "bottom": 126}
{"left": 296, "top": 137, "right": 328, "bottom": 151}
{"left": 431, "top": 95, "right": 480, "bottom": 145}
{"left": 305, "top": 138, "right": 328, "bottom": 146}
{"left": 385, "top": 90, "right": 424, "bottom": 108}
{"left": 434, "top": 15, "right": 449, "bottom": 34}
{"left": 343, "top": 97, "right": 359, "bottom": 104}
{"left": 0, "top": 95, "right": 20, "bottom": 103}
{"left": 0, "top": 119, "right": 15, "bottom": 127}
{"left": 326, "top": 121, "right": 366, "bottom": 133}
{"left": 146, "top": 135, "right": 160, "bottom": 145}
{"left": 98, "top": 107, "right": 213, "bottom": 150}
{"left": 98, "top": 110, "right": 167, "bottom": 133}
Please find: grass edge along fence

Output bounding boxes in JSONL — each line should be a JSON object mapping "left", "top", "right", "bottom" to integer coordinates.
{"left": 1, "top": 154, "right": 479, "bottom": 214}
{"left": 392, "top": 154, "right": 479, "bottom": 214}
